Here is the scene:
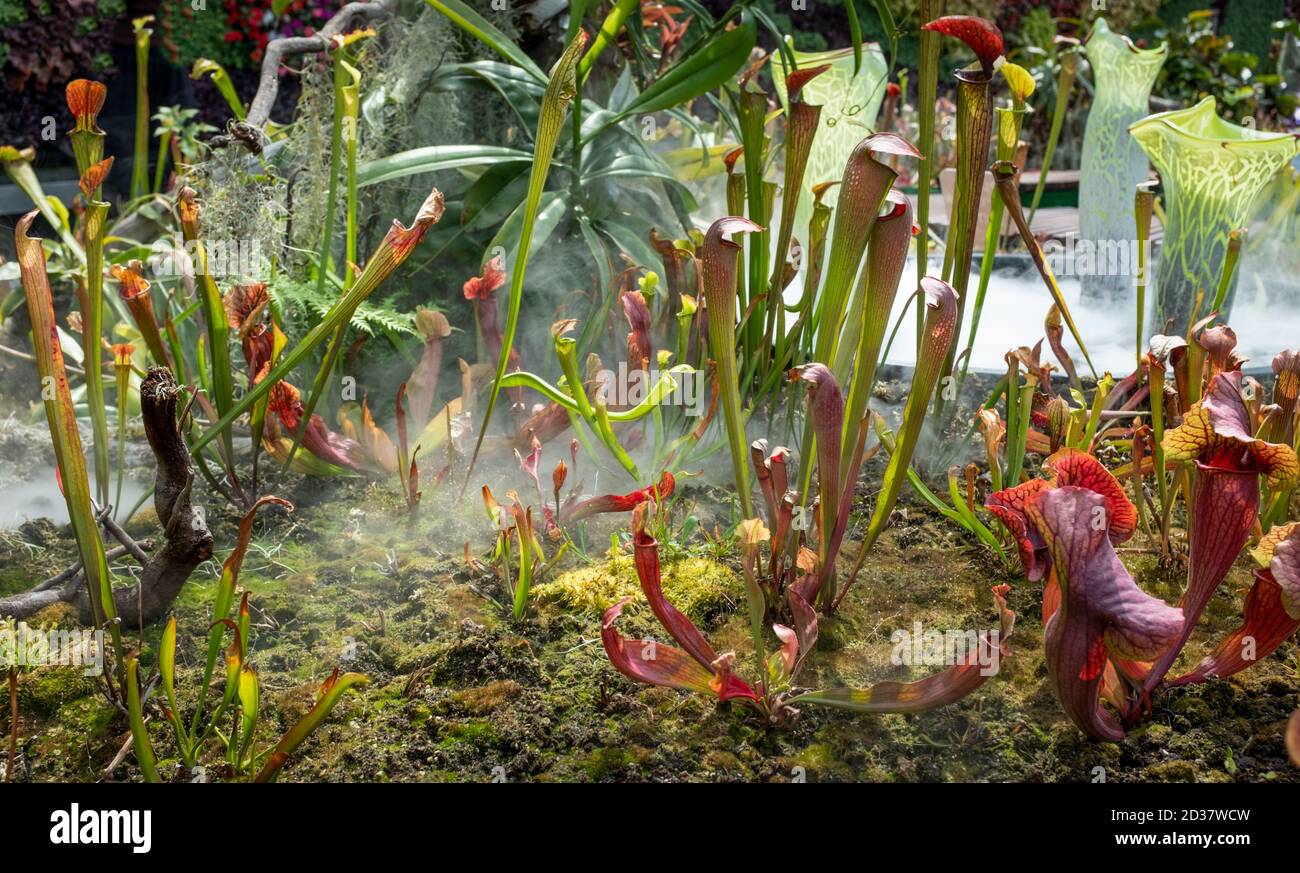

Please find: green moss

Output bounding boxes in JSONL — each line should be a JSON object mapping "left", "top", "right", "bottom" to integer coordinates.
{"left": 1143, "top": 760, "right": 1200, "bottom": 783}
{"left": 583, "top": 745, "right": 645, "bottom": 780}
{"left": 533, "top": 554, "right": 740, "bottom": 625}
{"left": 6, "top": 443, "right": 1298, "bottom": 784}
{"left": 439, "top": 720, "right": 499, "bottom": 751}
{"left": 19, "top": 668, "right": 99, "bottom": 718}
{"left": 25, "top": 602, "right": 78, "bottom": 628}
{"left": 791, "top": 741, "right": 854, "bottom": 782}
{"left": 54, "top": 696, "right": 115, "bottom": 736}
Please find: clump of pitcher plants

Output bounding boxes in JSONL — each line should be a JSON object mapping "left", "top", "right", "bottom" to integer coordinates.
{"left": 984, "top": 354, "right": 1300, "bottom": 739}
{"left": 600, "top": 364, "right": 1016, "bottom": 723}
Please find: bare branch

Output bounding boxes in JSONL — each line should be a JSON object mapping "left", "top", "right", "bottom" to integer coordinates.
{"left": 213, "top": 0, "right": 400, "bottom": 151}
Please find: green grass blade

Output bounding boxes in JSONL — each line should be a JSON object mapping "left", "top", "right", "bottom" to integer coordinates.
{"left": 253, "top": 670, "right": 368, "bottom": 783}
{"left": 466, "top": 30, "right": 589, "bottom": 484}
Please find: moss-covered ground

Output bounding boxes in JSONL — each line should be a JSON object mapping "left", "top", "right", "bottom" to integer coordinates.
{"left": 1, "top": 451, "right": 1297, "bottom": 783}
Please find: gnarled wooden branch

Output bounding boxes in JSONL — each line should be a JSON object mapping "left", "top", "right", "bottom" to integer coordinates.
{"left": 0, "top": 369, "right": 213, "bottom": 629}
{"left": 212, "top": 0, "right": 400, "bottom": 151}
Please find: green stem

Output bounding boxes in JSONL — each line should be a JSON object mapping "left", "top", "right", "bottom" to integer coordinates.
{"left": 914, "top": 0, "right": 944, "bottom": 308}
{"left": 153, "top": 130, "right": 171, "bottom": 195}
{"left": 1209, "top": 229, "right": 1245, "bottom": 317}
{"left": 131, "top": 21, "right": 153, "bottom": 201}
{"left": 958, "top": 105, "right": 1026, "bottom": 391}
{"left": 83, "top": 202, "right": 111, "bottom": 507}
{"left": 1026, "top": 48, "right": 1078, "bottom": 227}
{"left": 114, "top": 359, "right": 131, "bottom": 517}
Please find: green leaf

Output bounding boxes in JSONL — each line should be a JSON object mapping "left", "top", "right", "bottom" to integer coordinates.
{"left": 461, "top": 162, "right": 529, "bottom": 231}
{"left": 854, "top": 279, "right": 960, "bottom": 567}
{"left": 180, "top": 190, "right": 236, "bottom": 463}
{"left": 575, "top": 213, "right": 615, "bottom": 354}
{"left": 125, "top": 655, "right": 160, "bottom": 783}
{"left": 357, "top": 145, "right": 533, "bottom": 188}
{"left": 597, "top": 217, "right": 660, "bottom": 274}
{"left": 191, "top": 58, "right": 246, "bottom": 120}
{"left": 748, "top": 5, "right": 796, "bottom": 73}
{"left": 585, "top": 152, "right": 683, "bottom": 185}
{"left": 423, "top": 0, "right": 548, "bottom": 84}
{"left": 485, "top": 191, "right": 568, "bottom": 271}
{"left": 610, "top": 12, "right": 756, "bottom": 122}
{"left": 15, "top": 215, "right": 118, "bottom": 641}
{"left": 847, "top": 0, "right": 864, "bottom": 75}
{"left": 579, "top": 0, "right": 638, "bottom": 82}
{"left": 435, "top": 61, "right": 544, "bottom": 131}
